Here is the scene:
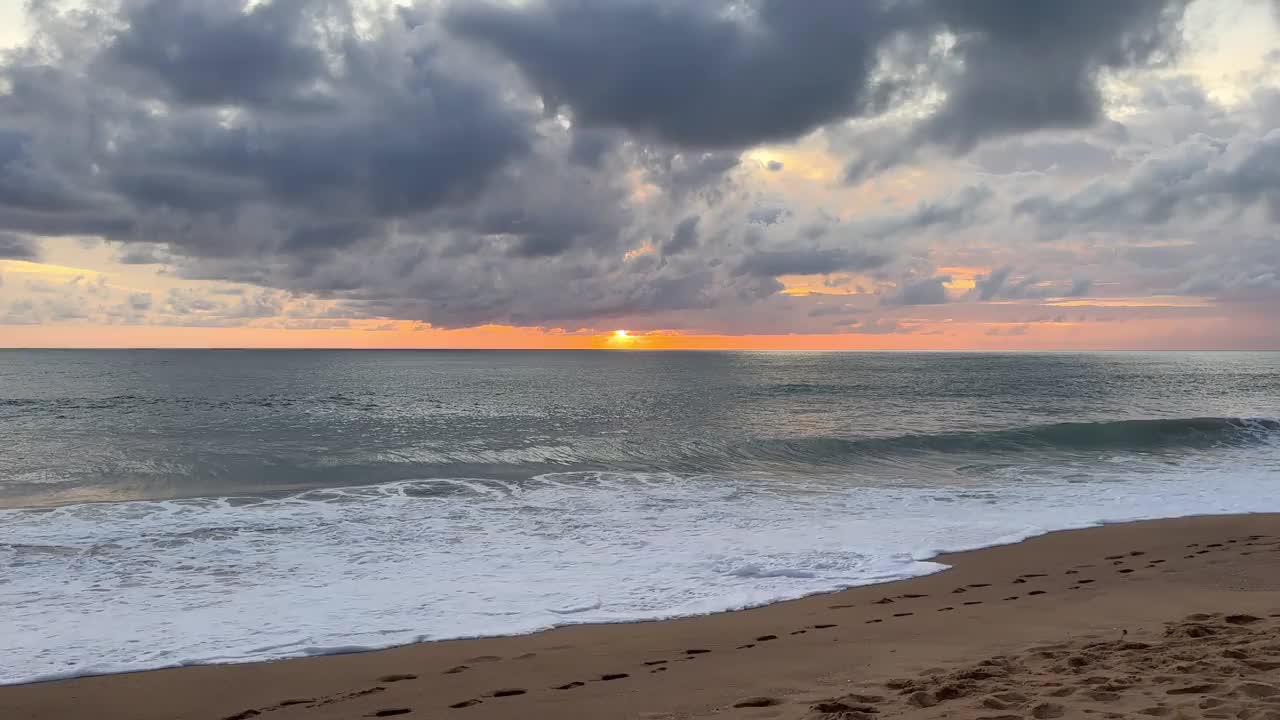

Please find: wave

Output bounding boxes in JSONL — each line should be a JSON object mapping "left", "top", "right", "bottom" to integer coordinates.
{"left": 6, "top": 417, "right": 1275, "bottom": 511}
{"left": 731, "top": 417, "right": 1280, "bottom": 465}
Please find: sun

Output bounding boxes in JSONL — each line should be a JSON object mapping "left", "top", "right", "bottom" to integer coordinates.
{"left": 606, "top": 329, "right": 638, "bottom": 348}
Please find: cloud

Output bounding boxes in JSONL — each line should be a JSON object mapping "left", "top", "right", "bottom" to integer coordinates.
{"left": 975, "top": 266, "right": 1013, "bottom": 301}
{"left": 736, "top": 248, "right": 890, "bottom": 278}
{"left": 0, "top": 0, "right": 1274, "bottom": 345}
{"left": 0, "top": 232, "right": 39, "bottom": 259}
{"left": 449, "top": 0, "right": 910, "bottom": 149}
{"left": 666, "top": 216, "right": 700, "bottom": 255}
{"left": 1016, "top": 130, "right": 1280, "bottom": 228}
{"left": 104, "top": 0, "right": 334, "bottom": 109}
{"left": 884, "top": 275, "right": 950, "bottom": 305}
{"left": 918, "top": 0, "right": 1187, "bottom": 153}
{"left": 127, "top": 292, "right": 152, "bottom": 311}
{"left": 846, "top": 0, "right": 1190, "bottom": 179}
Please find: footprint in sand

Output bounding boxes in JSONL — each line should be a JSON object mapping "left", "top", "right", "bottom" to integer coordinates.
{"left": 734, "top": 697, "right": 781, "bottom": 708}
{"left": 1032, "top": 701, "right": 1066, "bottom": 718}
{"left": 685, "top": 649, "right": 711, "bottom": 655}
{"left": 964, "top": 601, "right": 983, "bottom": 606}
{"left": 554, "top": 681, "right": 584, "bottom": 690}
{"left": 938, "top": 607, "right": 954, "bottom": 612}
{"left": 893, "top": 612, "right": 914, "bottom": 617}
{"left": 600, "top": 673, "right": 629, "bottom": 681}
{"left": 1004, "top": 596, "right": 1021, "bottom": 601}
{"left": 367, "top": 710, "right": 411, "bottom": 717}
{"left": 813, "top": 624, "right": 838, "bottom": 629}
{"left": 449, "top": 699, "right": 481, "bottom": 709}
{"left": 490, "top": 689, "right": 526, "bottom": 697}
{"left": 756, "top": 634, "right": 778, "bottom": 641}
{"left": 443, "top": 665, "right": 470, "bottom": 675}
{"left": 1028, "top": 590, "right": 1046, "bottom": 596}
{"left": 866, "top": 619, "right": 883, "bottom": 624}
{"left": 737, "top": 643, "right": 755, "bottom": 649}
{"left": 791, "top": 630, "right": 807, "bottom": 635}
{"left": 378, "top": 674, "right": 417, "bottom": 683}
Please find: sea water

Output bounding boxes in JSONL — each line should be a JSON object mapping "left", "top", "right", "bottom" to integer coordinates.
{"left": 1, "top": 350, "right": 1278, "bottom": 684}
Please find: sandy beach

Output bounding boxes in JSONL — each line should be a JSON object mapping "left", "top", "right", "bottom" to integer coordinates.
{"left": 5, "top": 514, "right": 1280, "bottom": 720}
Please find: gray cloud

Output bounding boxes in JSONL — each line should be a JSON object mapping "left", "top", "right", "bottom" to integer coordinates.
{"left": 1016, "top": 130, "right": 1280, "bottom": 229}
{"left": 918, "top": 1, "right": 1187, "bottom": 153}
{"left": 0, "top": 0, "right": 1272, "bottom": 339}
{"left": 449, "top": 0, "right": 910, "bottom": 149}
{"left": 105, "top": 0, "right": 334, "bottom": 109}
{"left": 0, "top": 233, "right": 39, "bottom": 259}
{"left": 736, "top": 248, "right": 890, "bottom": 278}
{"left": 128, "top": 292, "right": 153, "bottom": 311}
{"left": 846, "top": 0, "right": 1189, "bottom": 179}
{"left": 884, "top": 275, "right": 950, "bottom": 306}
{"left": 975, "top": 266, "right": 1014, "bottom": 301}
{"left": 666, "top": 216, "right": 700, "bottom": 255}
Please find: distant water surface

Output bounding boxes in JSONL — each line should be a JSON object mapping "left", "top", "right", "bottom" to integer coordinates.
{"left": 1, "top": 350, "right": 1278, "bottom": 683}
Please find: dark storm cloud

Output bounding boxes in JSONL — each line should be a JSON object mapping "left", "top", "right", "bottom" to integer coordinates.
{"left": 847, "top": 0, "right": 1189, "bottom": 179}
{"left": 1, "top": 0, "right": 535, "bottom": 260}
{"left": 917, "top": 0, "right": 1187, "bottom": 153}
{"left": 449, "top": 0, "right": 910, "bottom": 149}
{"left": 0, "top": 233, "right": 39, "bottom": 259}
{"left": 450, "top": 0, "right": 1188, "bottom": 175}
{"left": 736, "top": 248, "right": 890, "bottom": 278}
{"left": 105, "top": 0, "right": 333, "bottom": 108}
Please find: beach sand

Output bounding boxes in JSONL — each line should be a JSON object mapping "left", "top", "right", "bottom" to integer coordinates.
{"left": 5, "top": 514, "right": 1280, "bottom": 720}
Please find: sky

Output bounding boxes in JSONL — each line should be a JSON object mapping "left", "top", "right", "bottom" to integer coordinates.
{"left": 0, "top": 0, "right": 1278, "bottom": 350}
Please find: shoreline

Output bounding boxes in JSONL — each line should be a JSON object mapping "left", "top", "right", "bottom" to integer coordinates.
{"left": 4, "top": 508, "right": 1271, "bottom": 687}
{"left": 5, "top": 513, "right": 1280, "bottom": 719}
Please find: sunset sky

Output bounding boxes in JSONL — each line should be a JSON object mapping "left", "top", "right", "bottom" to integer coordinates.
{"left": 1, "top": 0, "right": 1278, "bottom": 350}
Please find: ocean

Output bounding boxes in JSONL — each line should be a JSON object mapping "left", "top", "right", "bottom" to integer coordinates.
{"left": 2, "top": 350, "right": 1278, "bottom": 684}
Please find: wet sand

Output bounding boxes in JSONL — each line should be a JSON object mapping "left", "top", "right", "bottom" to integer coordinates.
{"left": 4, "top": 514, "right": 1280, "bottom": 720}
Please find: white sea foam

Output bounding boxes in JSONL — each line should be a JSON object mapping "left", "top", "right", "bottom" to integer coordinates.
{"left": 2, "top": 446, "right": 1279, "bottom": 685}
